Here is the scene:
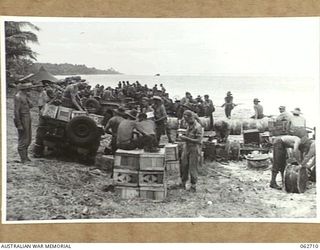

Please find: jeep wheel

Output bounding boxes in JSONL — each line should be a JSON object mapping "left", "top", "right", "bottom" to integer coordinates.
{"left": 83, "top": 98, "right": 101, "bottom": 114}
{"left": 66, "top": 116, "right": 100, "bottom": 147}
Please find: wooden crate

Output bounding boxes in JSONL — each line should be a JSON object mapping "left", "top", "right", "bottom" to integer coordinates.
{"left": 139, "top": 187, "right": 167, "bottom": 200}
{"left": 138, "top": 171, "right": 166, "bottom": 187}
{"left": 165, "top": 160, "right": 180, "bottom": 173}
{"left": 243, "top": 129, "right": 260, "bottom": 146}
{"left": 56, "top": 106, "right": 73, "bottom": 122}
{"left": 115, "top": 186, "right": 139, "bottom": 199}
{"left": 114, "top": 149, "right": 142, "bottom": 170}
{"left": 268, "top": 120, "right": 289, "bottom": 136}
{"left": 71, "top": 111, "right": 87, "bottom": 119}
{"left": 113, "top": 169, "right": 139, "bottom": 187}
{"left": 165, "top": 144, "right": 179, "bottom": 161}
{"left": 139, "top": 148, "right": 165, "bottom": 171}
{"left": 95, "top": 154, "right": 114, "bottom": 172}
{"left": 89, "top": 113, "right": 104, "bottom": 125}
{"left": 41, "top": 104, "right": 58, "bottom": 119}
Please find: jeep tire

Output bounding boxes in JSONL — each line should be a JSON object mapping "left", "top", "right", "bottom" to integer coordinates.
{"left": 66, "top": 116, "right": 100, "bottom": 147}
{"left": 83, "top": 98, "right": 101, "bottom": 114}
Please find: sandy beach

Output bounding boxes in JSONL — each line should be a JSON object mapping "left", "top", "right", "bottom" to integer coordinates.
{"left": 4, "top": 94, "right": 316, "bottom": 221}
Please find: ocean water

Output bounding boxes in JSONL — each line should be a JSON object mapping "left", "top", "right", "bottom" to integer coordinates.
{"left": 56, "top": 74, "right": 319, "bottom": 128}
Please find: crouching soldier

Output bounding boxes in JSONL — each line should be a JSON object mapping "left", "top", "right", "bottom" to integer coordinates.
{"left": 104, "top": 107, "right": 126, "bottom": 154}
{"left": 270, "top": 135, "right": 309, "bottom": 190}
{"left": 135, "top": 113, "right": 159, "bottom": 152}
{"left": 300, "top": 137, "right": 316, "bottom": 181}
{"left": 179, "top": 110, "right": 203, "bottom": 192}
{"left": 213, "top": 120, "right": 231, "bottom": 143}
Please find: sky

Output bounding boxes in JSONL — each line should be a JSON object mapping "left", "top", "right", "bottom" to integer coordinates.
{"left": 24, "top": 18, "right": 319, "bottom": 76}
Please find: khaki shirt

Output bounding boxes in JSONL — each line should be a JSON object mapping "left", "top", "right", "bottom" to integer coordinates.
{"left": 14, "top": 91, "right": 33, "bottom": 128}
{"left": 186, "top": 120, "right": 203, "bottom": 147}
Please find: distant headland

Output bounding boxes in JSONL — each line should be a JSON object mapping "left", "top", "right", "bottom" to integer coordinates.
{"left": 32, "top": 63, "right": 122, "bottom": 75}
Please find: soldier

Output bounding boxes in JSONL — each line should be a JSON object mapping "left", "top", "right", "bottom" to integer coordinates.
{"left": 251, "top": 98, "right": 264, "bottom": 119}
{"left": 213, "top": 120, "right": 231, "bottom": 143}
{"left": 14, "top": 82, "right": 36, "bottom": 163}
{"left": 135, "top": 113, "right": 159, "bottom": 152}
{"left": 203, "top": 94, "right": 215, "bottom": 129}
{"left": 179, "top": 110, "right": 203, "bottom": 192}
{"left": 37, "top": 83, "right": 49, "bottom": 112}
{"left": 104, "top": 107, "right": 126, "bottom": 154}
{"left": 116, "top": 109, "right": 139, "bottom": 150}
{"left": 270, "top": 135, "right": 311, "bottom": 190}
{"left": 153, "top": 96, "right": 173, "bottom": 144}
{"left": 140, "top": 97, "right": 154, "bottom": 119}
{"left": 221, "top": 91, "right": 235, "bottom": 119}
{"left": 61, "top": 81, "right": 85, "bottom": 110}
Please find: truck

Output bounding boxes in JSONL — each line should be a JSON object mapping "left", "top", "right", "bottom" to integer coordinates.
{"left": 36, "top": 104, "right": 105, "bottom": 164}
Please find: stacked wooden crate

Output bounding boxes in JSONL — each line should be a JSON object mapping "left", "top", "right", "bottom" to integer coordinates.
{"left": 164, "top": 144, "right": 180, "bottom": 173}
{"left": 113, "top": 148, "right": 167, "bottom": 200}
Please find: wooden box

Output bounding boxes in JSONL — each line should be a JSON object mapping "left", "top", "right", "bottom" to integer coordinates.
{"left": 165, "top": 144, "right": 179, "bottom": 161}
{"left": 41, "top": 104, "right": 58, "bottom": 119}
{"left": 89, "top": 113, "right": 104, "bottom": 125}
{"left": 139, "top": 187, "right": 167, "bottom": 200}
{"left": 95, "top": 154, "right": 114, "bottom": 172}
{"left": 115, "top": 186, "right": 139, "bottom": 199}
{"left": 165, "top": 160, "right": 180, "bottom": 173}
{"left": 268, "top": 120, "right": 289, "bottom": 136}
{"left": 243, "top": 129, "right": 260, "bottom": 146}
{"left": 56, "top": 106, "right": 73, "bottom": 122}
{"left": 113, "top": 169, "right": 139, "bottom": 187}
{"left": 114, "top": 149, "right": 142, "bottom": 170}
{"left": 71, "top": 111, "right": 87, "bottom": 119}
{"left": 138, "top": 171, "right": 166, "bottom": 187}
{"left": 139, "top": 149, "right": 165, "bottom": 171}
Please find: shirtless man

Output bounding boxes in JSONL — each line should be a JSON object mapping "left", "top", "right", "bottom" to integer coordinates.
{"left": 61, "top": 81, "right": 85, "bottom": 110}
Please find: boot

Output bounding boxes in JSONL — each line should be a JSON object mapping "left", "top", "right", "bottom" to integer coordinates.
{"left": 190, "top": 184, "right": 197, "bottom": 193}
{"left": 18, "top": 149, "right": 27, "bottom": 163}
{"left": 25, "top": 150, "right": 31, "bottom": 162}
{"left": 270, "top": 172, "right": 281, "bottom": 190}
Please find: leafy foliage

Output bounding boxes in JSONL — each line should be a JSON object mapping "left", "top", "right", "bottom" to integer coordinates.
{"left": 5, "top": 21, "right": 39, "bottom": 83}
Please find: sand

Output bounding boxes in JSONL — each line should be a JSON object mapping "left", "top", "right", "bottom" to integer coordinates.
{"left": 4, "top": 95, "right": 316, "bottom": 221}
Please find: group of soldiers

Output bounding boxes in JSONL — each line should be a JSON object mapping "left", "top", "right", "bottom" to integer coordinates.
{"left": 13, "top": 78, "right": 316, "bottom": 193}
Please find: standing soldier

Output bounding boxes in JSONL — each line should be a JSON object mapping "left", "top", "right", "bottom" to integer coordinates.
{"left": 179, "top": 110, "right": 203, "bottom": 192}
{"left": 14, "top": 82, "right": 35, "bottom": 163}
{"left": 37, "top": 83, "right": 49, "bottom": 112}
{"left": 140, "top": 97, "right": 154, "bottom": 119}
{"left": 153, "top": 96, "right": 173, "bottom": 144}
{"left": 203, "top": 94, "right": 215, "bottom": 129}
{"left": 222, "top": 91, "right": 235, "bottom": 119}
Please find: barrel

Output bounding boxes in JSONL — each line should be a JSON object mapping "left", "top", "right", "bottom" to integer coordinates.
{"left": 284, "top": 163, "right": 308, "bottom": 193}
{"left": 167, "top": 117, "right": 179, "bottom": 130}
{"left": 179, "top": 117, "right": 211, "bottom": 131}
{"left": 198, "top": 117, "right": 211, "bottom": 131}
{"left": 227, "top": 119, "right": 242, "bottom": 135}
{"left": 223, "top": 117, "right": 270, "bottom": 135}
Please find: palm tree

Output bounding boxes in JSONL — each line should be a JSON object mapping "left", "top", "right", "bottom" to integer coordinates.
{"left": 5, "top": 21, "right": 40, "bottom": 82}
